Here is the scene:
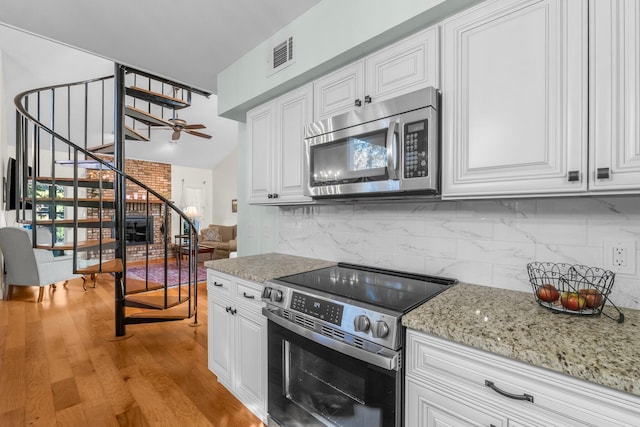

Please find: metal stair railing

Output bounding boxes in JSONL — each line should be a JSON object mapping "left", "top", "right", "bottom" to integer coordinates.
{"left": 13, "top": 69, "right": 200, "bottom": 337}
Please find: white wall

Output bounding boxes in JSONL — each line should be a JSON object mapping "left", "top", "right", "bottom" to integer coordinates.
{"left": 210, "top": 148, "right": 238, "bottom": 226}
{"left": 171, "top": 164, "right": 213, "bottom": 234}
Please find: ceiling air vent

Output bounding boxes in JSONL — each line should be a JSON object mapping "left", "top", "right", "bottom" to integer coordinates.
{"left": 268, "top": 36, "right": 295, "bottom": 75}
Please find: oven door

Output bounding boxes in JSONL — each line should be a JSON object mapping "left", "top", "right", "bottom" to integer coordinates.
{"left": 267, "top": 319, "right": 401, "bottom": 427}
{"left": 304, "top": 118, "right": 401, "bottom": 197}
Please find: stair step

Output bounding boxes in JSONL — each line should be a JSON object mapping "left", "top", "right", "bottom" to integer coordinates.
{"left": 125, "top": 106, "right": 172, "bottom": 128}
{"left": 87, "top": 143, "right": 114, "bottom": 154}
{"left": 30, "top": 197, "right": 115, "bottom": 209}
{"left": 126, "top": 86, "right": 190, "bottom": 110}
{"left": 56, "top": 159, "right": 114, "bottom": 169}
{"left": 125, "top": 125, "right": 150, "bottom": 141}
{"left": 31, "top": 177, "right": 114, "bottom": 189}
{"left": 27, "top": 218, "right": 116, "bottom": 227}
{"left": 35, "top": 238, "right": 117, "bottom": 251}
{"left": 76, "top": 258, "right": 123, "bottom": 274}
{"left": 124, "top": 290, "right": 190, "bottom": 310}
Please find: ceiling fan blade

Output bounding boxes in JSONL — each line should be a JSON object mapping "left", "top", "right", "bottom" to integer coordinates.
{"left": 185, "top": 130, "right": 212, "bottom": 139}
{"left": 171, "top": 129, "right": 181, "bottom": 140}
{"left": 183, "top": 124, "right": 206, "bottom": 130}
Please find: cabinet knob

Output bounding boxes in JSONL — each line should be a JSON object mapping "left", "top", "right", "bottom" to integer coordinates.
{"left": 230, "top": 308, "right": 237, "bottom": 315}
{"left": 364, "top": 95, "right": 372, "bottom": 104}
{"left": 273, "top": 193, "right": 279, "bottom": 199}
{"left": 597, "top": 167, "right": 611, "bottom": 179}
{"left": 355, "top": 98, "right": 362, "bottom": 107}
{"left": 567, "top": 171, "right": 580, "bottom": 182}
{"left": 267, "top": 193, "right": 273, "bottom": 199}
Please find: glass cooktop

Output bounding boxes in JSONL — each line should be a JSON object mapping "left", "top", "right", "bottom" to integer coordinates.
{"left": 275, "top": 263, "right": 457, "bottom": 313}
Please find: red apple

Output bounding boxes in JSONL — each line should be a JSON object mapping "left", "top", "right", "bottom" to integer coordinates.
{"left": 560, "top": 292, "right": 587, "bottom": 311}
{"left": 536, "top": 284, "right": 560, "bottom": 303}
{"left": 578, "top": 288, "right": 602, "bottom": 309}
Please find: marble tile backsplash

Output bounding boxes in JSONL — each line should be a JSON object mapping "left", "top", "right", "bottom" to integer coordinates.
{"left": 277, "top": 197, "right": 640, "bottom": 310}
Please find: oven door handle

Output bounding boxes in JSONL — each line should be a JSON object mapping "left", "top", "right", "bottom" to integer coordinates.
{"left": 263, "top": 307, "right": 401, "bottom": 371}
{"left": 386, "top": 120, "right": 400, "bottom": 180}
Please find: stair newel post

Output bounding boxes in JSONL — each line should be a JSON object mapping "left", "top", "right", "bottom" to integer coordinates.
{"left": 114, "top": 64, "right": 127, "bottom": 337}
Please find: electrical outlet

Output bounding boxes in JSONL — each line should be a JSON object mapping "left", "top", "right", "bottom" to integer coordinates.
{"left": 604, "top": 240, "right": 636, "bottom": 274}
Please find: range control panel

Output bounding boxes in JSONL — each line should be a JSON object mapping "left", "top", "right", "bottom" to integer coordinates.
{"left": 403, "top": 120, "right": 428, "bottom": 178}
{"left": 290, "top": 291, "right": 343, "bottom": 325}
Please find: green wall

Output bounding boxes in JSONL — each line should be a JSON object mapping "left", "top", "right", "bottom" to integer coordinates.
{"left": 217, "top": 0, "right": 482, "bottom": 121}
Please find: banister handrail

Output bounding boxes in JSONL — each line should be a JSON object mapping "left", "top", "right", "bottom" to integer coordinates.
{"left": 13, "top": 78, "right": 196, "bottom": 226}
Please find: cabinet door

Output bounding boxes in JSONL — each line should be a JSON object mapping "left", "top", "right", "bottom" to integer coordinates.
{"left": 442, "top": 0, "right": 588, "bottom": 198}
{"left": 233, "top": 308, "right": 267, "bottom": 416}
{"left": 313, "top": 61, "right": 364, "bottom": 121}
{"left": 274, "top": 84, "right": 314, "bottom": 203}
{"left": 406, "top": 378, "right": 506, "bottom": 427}
{"left": 366, "top": 26, "right": 439, "bottom": 104}
{"left": 589, "top": 0, "right": 640, "bottom": 191}
{"left": 247, "top": 102, "right": 276, "bottom": 203}
{"left": 208, "top": 298, "right": 234, "bottom": 387}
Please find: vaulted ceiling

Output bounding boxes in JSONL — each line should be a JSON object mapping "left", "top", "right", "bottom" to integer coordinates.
{"left": 0, "top": 0, "right": 321, "bottom": 94}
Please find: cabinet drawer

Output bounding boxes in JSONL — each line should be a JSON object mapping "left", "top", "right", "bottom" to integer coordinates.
{"left": 236, "top": 280, "right": 264, "bottom": 310}
{"left": 406, "top": 330, "right": 640, "bottom": 426}
{"left": 207, "top": 270, "right": 235, "bottom": 296}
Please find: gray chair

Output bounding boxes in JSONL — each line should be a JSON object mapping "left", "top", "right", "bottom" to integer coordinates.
{"left": 0, "top": 227, "right": 84, "bottom": 302}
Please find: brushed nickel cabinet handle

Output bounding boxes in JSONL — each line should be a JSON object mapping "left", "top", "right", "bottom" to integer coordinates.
{"left": 597, "top": 167, "right": 610, "bottom": 179}
{"left": 485, "top": 380, "right": 534, "bottom": 403}
{"left": 567, "top": 170, "right": 580, "bottom": 182}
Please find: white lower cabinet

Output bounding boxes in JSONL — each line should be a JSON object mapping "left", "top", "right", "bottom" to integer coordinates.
{"left": 207, "top": 270, "right": 267, "bottom": 422}
{"left": 405, "top": 330, "right": 640, "bottom": 427}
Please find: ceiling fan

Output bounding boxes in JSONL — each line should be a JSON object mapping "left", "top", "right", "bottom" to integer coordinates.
{"left": 167, "top": 116, "right": 212, "bottom": 141}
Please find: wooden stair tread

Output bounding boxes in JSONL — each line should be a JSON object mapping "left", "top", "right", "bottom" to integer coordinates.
{"left": 126, "top": 86, "right": 190, "bottom": 110}
{"left": 125, "top": 125, "right": 150, "bottom": 141}
{"left": 76, "top": 258, "right": 123, "bottom": 274}
{"left": 125, "top": 291, "right": 189, "bottom": 310}
{"left": 125, "top": 105, "right": 173, "bottom": 127}
{"left": 26, "top": 218, "right": 115, "bottom": 226}
{"left": 87, "top": 143, "right": 114, "bottom": 154}
{"left": 35, "top": 238, "right": 117, "bottom": 251}
{"left": 31, "top": 177, "right": 114, "bottom": 189}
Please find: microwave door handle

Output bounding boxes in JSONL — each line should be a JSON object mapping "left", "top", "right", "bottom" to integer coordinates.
{"left": 386, "top": 121, "right": 399, "bottom": 179}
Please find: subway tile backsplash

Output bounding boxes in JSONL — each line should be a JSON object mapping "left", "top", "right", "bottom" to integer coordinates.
{"left": 278, "top": 197, "right": 640, "bottom": 310}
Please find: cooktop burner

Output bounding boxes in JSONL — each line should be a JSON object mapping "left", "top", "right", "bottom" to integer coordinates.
{"left": 275, "top": 262, "right": 456, "bottom": 313}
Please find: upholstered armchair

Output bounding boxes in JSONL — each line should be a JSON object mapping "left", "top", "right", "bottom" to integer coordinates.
{"left": 0, "top": 227, "right": 84, "bottom": 302}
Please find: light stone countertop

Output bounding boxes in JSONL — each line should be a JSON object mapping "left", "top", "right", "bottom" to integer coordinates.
{"left": 204, "top": 252, "right": 336, "bottom": 284}
{"left": 403, "top": 282, "right": 640, "bottom": 397}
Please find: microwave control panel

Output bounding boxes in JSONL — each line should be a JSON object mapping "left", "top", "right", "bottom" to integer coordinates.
{"left": 403, "top": 120, "right": 428, "bottom": 178}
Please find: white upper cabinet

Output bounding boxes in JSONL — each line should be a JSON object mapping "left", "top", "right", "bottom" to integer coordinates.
{"left": 589, "top": 0, "right": 640, "bottom": 192}
{"left": 442, "top": 0, "right": 588, "bottom": 198}
{"left": 247, "top": 84, "right": 313, "bottom": 205}
{"left": 313, "top": 26, "right": 439, "bottom": 121}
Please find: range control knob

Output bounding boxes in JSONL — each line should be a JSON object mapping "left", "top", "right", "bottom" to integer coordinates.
{"left": 353, "top": 315, "right": 371, "bottom": 332}
{"left": 273, "top": 289, "right": 284, "bottom": 302}
{"left": 372, "top": 320, "right": 390, "bottom": 338}
{"left": 261, "top": 287, "right": 272, "bottom": 299}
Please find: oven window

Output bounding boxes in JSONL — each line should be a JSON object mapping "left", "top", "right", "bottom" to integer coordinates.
{"left": 286, "top": 342, "right": 367, "bottom": 424}
{"left": 310, "top": 130, "right": 388, "bottom": 187}
{"left": 268, "top": 320, "right": 400, "bottom": 427}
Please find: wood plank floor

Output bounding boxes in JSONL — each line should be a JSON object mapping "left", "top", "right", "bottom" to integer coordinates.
{"left": 0, "top": 275, "right": 265, "bottom": 427}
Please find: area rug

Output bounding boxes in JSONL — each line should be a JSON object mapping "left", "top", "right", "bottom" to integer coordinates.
{"left": 126, "top": 263, "right": 208, "bottom": 287}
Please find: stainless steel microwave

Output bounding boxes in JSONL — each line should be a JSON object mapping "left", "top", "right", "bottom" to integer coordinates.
{"left": 304, "top": 87, "right": 440, "bottom": 199}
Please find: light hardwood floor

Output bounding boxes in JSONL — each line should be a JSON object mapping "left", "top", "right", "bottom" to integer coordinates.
{"left": 0, "top": 275, "right": 265, "bottom": 427}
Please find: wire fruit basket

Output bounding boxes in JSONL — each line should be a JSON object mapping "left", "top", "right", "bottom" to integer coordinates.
{"left": 527, "top": 262, "right": 624, "bottom": 323}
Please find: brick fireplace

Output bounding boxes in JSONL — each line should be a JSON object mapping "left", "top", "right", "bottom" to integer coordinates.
{"left": 87, "top": 157, "right": 173, "bottom": 262}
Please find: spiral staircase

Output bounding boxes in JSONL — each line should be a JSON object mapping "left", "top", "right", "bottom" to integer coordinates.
{"left": 12, "top": 64, "right": 209, "bottom": 337}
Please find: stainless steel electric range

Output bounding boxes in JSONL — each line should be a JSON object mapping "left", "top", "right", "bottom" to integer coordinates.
{"left": 261, "top": 262, "right": 457, "bottom": 427}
